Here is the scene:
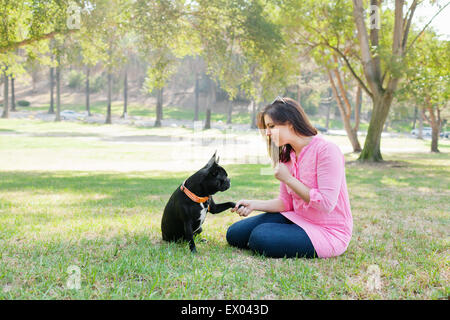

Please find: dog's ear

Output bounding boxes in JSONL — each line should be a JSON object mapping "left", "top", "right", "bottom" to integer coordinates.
{"left": 205, "top": 150, "right": 218, "bottom": 168}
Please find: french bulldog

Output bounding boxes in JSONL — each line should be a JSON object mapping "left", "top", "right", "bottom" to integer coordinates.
{"left": 161, "top": 152, "right": 237, "bottom": 253}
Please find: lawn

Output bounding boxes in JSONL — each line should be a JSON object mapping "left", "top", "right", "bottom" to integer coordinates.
{"left": 0, "top": 119, "right": 448, "bottom": 299}
{"left": 29, "top": 101, "right": 253, "bottom": 124}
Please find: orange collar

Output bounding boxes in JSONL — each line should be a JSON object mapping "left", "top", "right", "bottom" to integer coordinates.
{"left": 180, "top": 180, "right": 209, "bottom": 204}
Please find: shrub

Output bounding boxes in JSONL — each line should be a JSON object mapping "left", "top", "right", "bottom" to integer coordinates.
{"left": 90, "top": 75, "right": 106, "bottom": 93}
{"left": 67, "top": 70, "right": 86, "bottom": 90}
{"left": 17, "top": 100, "right": 30, "bottom": 107}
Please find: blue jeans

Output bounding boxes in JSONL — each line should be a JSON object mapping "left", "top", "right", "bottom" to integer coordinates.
{"left": 226, "top": 213, "right": 317, "bottom": 258}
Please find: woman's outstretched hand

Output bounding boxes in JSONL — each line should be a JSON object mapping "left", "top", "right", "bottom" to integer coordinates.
{"left": 231, "top": 199, "right": 254, "bottom": 217}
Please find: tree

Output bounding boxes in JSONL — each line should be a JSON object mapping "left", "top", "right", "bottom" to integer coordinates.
{"left": 79, "top": 0, "right": 131, "bottom": 124}
{"left": 134, "top": 0, "right": 188, "bottom": 127}
{"left": 1, "top": 49, "right": 28, "bottom": 118}
{"left": 76, "top": 30, "right": 107, "bottom": 117}
{"left": 281, "top": 0, "right": 362, "bottom": 152}
{"left": 326, "top": 61, "right": 363, "bottom": 152}
{"left": 281, "top": 0, "right": 448, "bottom": 160}
{"left": 351, "top": 0, "right": 449, "bottom": 161}
{"left": 193, "top": 0, "right": 290, "bottom": 128}
{"left": 400, "top": 31, "right": 449, "bottom": 152}
{"left": 0, "top": 1, "right": 101, "bottom": 54}
{"left": 1, "top": 67, "right": 8, "bottom": 118}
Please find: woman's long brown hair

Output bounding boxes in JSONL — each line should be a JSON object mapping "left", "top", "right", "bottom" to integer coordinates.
{"left": 257, "top": 97, "right": 317, "bottom": 164}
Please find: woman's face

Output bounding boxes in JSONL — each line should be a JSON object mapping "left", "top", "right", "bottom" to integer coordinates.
{"left": 263, "top": 114, "right": 292, "bottom": 147}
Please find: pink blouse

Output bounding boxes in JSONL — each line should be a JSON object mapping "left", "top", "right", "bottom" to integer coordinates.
{"left": 279, "top": 135, "right": 353, "bottom": 258}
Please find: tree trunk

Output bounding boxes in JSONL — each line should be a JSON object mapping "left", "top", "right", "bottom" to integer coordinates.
{"left": 352, "top": 0, "right": 412, "bottom": 162}
{"left": 354, "top": 85, "right": 362, "bottom": 132}
{"left": 412, "top": 106, "right": 417, "bottom": 130}
{"left": 327, "top": 69, "right": 362, "bottom": 152}
{"left": 105, "top": 71, "right": 112, "bottom": 124}
{"left": 48, "top": 66, "right": 55, "bottom": 114}
{"left": 154, "top": 87, "right": 163, "bottom": 127}
{"left": 122, "top": 70, "right": 128, "bottom": 118}
{"left": 31, "top": 69, "right": 37, "bottom": 93}
{"left": 251, "top": 100, "right": 257, "bottom": 129}
{"left": 427, "top": 105, "right": 440, "bottom": 153}
{"left": 418, "top": 108, "right": 423, "bottom": 139}
{"left": 204, "top": 109, "right": 211, "bottom": 129}
{"left": 55, "top": 63, "right": 61, "bottom": 122}
{"left": 1, "top": 70, "right": 8, "bottom": 119}
{"left": 325, "top": 88, "right": 332, "bottom": 130}
{"left": 204, "top": 78, "right": 215, "bottom": 130}
{"left": 227, "top": 99, "right": 232, "bottom": 124}
{"left": 194, "top": 72, "right": 199, "bottom": 121}
{"left": 86, "top": 67, "right": 91, "bottom": 116}
{"left": 358, "top": 93, "right": 393, "bottom": 162}
{"left": 10, "top": 76, "right": 15, "bottom": 112}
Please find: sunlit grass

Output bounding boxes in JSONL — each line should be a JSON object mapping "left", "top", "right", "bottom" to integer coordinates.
{"left": 29, "top": 101, "right": 253, "bottom": 124}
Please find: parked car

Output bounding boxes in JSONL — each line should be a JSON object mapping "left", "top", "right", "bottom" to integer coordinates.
{"left": 60, "top": 110, "right": 85, "bottom": 120}
{"left": 314, "top": 124, "right": 328, "bottom": 134}
{"left": 411, "top": 127, "right": 432, "bottom": 137}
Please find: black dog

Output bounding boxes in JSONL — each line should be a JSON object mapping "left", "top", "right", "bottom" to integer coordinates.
{"left": 161, "top": 152, "right": 236, "bottom": 253}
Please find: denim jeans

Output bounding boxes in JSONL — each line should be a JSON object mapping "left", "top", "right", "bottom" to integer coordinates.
{"left": 226, "top": 212, "right": 317, "bottom": 258}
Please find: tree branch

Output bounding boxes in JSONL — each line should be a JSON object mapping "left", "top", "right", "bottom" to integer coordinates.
{"left": 333, "top": 55, "right": 352, "bottom": 117}
{"left": 392, "top": 0, "right": 405, "bottom": 57}
{"left": 405, "top": 1, "right": 450, "bottom": 55}
{"left": 352, "top": 0, "right": 380, "bottom": 96}
{"left": 402, "top": 0, "right": 418, "bottom": 51}
{"left": 0, "top": 29, "right": 77, "bottom": 54}
{"left": 370, "top": 0, "right": 382, "bottom": 84}
{"left": 327, "top": 69, "right": 347, "bottom": 119}
{"left": 327, "top": 43, "right": 373, "bottom": 99}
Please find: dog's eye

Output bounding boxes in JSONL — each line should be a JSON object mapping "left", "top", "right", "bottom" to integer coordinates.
{"left": 211, "top": 171, "right": 218, "bottom": 177}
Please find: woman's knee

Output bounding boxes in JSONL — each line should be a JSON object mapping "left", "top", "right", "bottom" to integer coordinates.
{"left": 248, "top": 223, "right": 316, "bottom": 259}
{"left": 226, "top": 213, "right": 288, "bottom": 250}
{"left": 226, "top": 221, "right": 248, "bottom": 248}
{"left": 248, "top": 224, "right": 275, "bottom": 256}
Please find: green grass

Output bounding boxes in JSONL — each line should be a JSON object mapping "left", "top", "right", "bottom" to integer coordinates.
{"left": 30, "top": 101, "right": 252, "bottom": 124}
{"left": 26, "top": 101, "right": 433, "bottom": 133}
{"left": 0, "top": 118, "right": 449, "bottom": 299}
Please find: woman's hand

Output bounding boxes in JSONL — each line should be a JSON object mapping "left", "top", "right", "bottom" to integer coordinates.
{"left": 231, "top": 199, "right": 255, "bottom": 217}
{"left": 274, "top": 162, "right": 292, "bottom": 183}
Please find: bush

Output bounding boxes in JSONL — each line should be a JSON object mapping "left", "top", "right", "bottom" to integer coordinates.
{"left": 67, "top": 70, "right": 86, "bottom": 90}
{"left": 17, "top": 100, "right": 30, "bottom": 107}
{"left": 90, "top": 75, "right": 106, "bottom": 93}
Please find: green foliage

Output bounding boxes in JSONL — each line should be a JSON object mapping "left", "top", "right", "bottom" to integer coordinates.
{"left": 67, "top": 70, "right": 86, "bottom": 90}
{"left": 90, "top": 74, "right": 106, "bottom": 93}
{"left": 17, "top": 100, "right": 30, "bottom": 107}
{"left": 400, "top": 30, "right": 450, "bottom": 109}
{"left": 134, "top": 0, "right": 188, "bottom": 92}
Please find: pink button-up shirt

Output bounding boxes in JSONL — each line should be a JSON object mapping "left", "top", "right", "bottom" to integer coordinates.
{"left": 278, "top": 135, "right": 353, "bottom": 258}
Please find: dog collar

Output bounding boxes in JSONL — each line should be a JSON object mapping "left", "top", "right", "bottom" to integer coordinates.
{"left": 180, "top": 180, "right": 210, "bottom": 204}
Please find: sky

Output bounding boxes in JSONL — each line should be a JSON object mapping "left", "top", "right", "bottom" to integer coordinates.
{"left": 407, "top": 1, "right": 450, "bottom": 40}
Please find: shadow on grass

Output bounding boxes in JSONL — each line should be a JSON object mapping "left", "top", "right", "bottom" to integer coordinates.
{"left": 0, "top": 156, "right": 448, "bottom": 205}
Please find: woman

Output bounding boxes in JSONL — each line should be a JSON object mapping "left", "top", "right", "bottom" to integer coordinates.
{"left": 226, "top": 97, "right": 353, "bottom": 259}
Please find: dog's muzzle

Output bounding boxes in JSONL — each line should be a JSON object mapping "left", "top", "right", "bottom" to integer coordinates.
{"left": 221, "top": 179, "right": 231, "bottom": 191}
